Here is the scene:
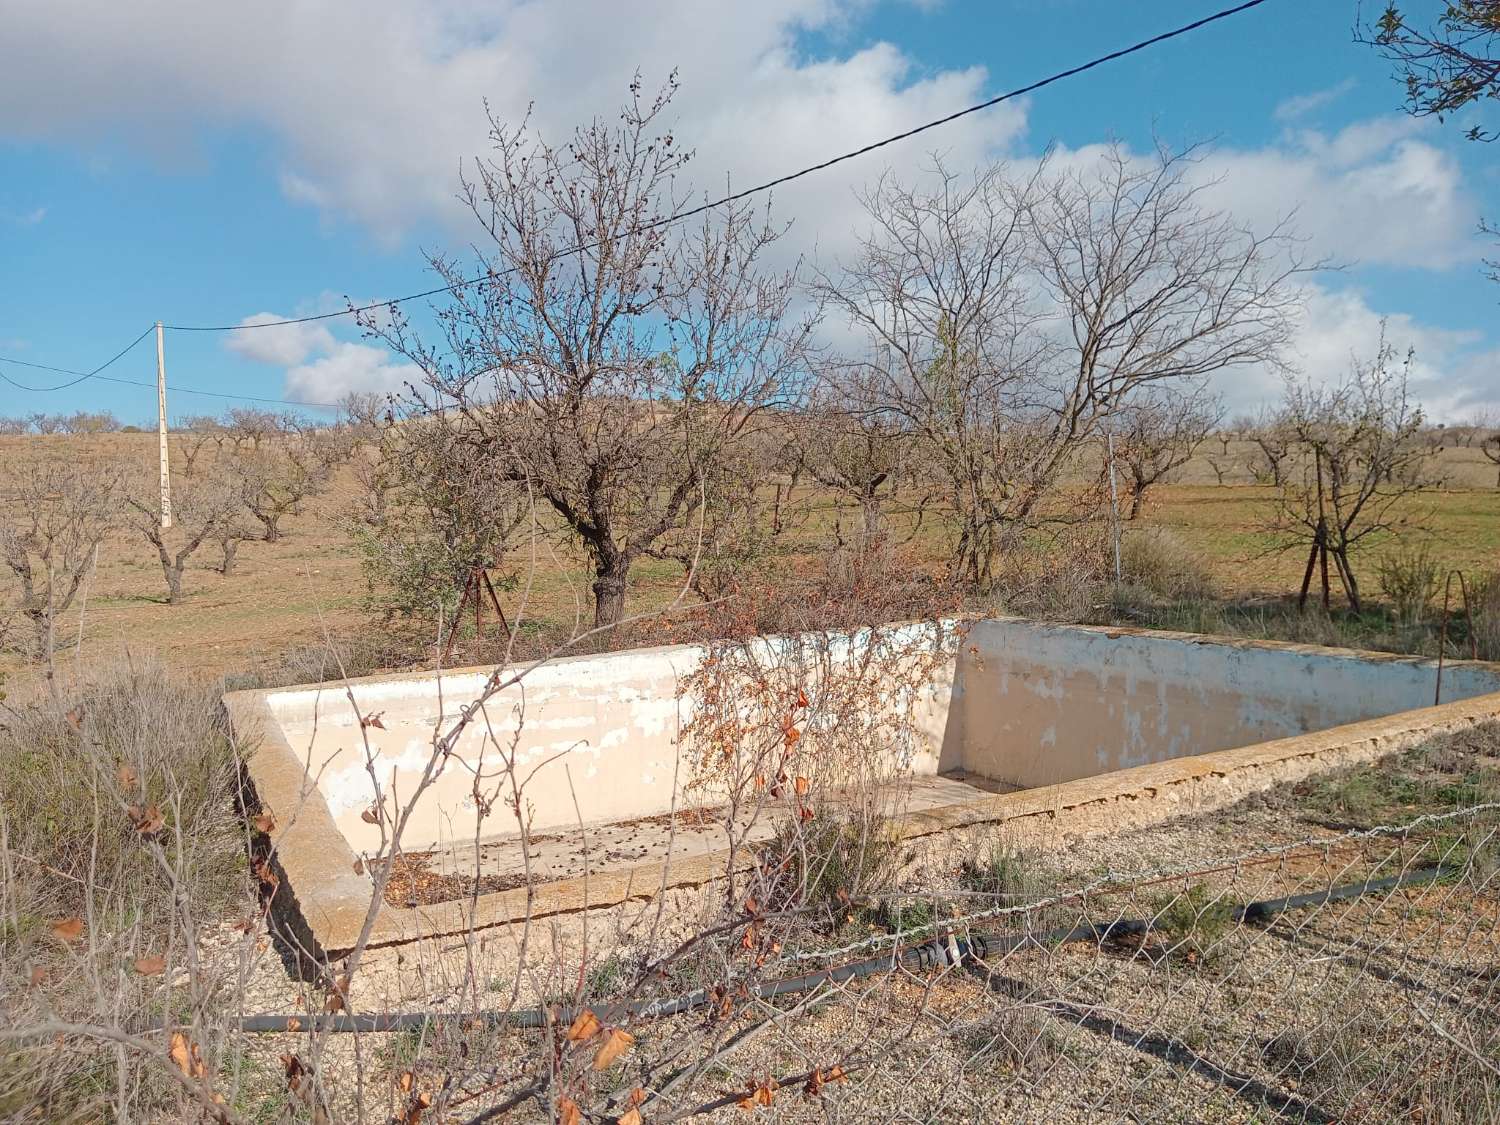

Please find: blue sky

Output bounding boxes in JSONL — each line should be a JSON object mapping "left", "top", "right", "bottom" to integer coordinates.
{"left": 1, "top": 0, "right": 1495, "bottom": 422}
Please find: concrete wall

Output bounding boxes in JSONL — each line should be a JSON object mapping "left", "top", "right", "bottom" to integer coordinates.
{"left": 258, "top": 618, "right": 1500, "bottom": 857}
{"left": 264, "top": 624, "right": 958, "bottom": 854}
{"left": 955, "top": 620, "right": 1500, "bottom": 788}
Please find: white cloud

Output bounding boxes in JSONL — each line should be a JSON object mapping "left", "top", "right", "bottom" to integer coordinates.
{"left": 224, "top": 313, "right": 336, "bottom": 366}
{"left": 283, "top": 342, "right": 421, "bottom": 403}
{"left": 1209, "top": 281, "right": 1499, "bottom": 420}
{"left": 1192, "top": 116, "right": 1482, "bottom": 271}
{"left": 1273, "top": 78, "right": 1356, "bottom": 122}
{"left": 0, "top": 1, "right": 1022, "bottom": 247}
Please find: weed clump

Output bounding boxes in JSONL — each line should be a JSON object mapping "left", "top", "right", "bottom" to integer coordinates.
{"left": 0, "top": 657, "right": 250, "bottom": 1122}
{"left": 1152, "top": 883, "right": 1237, "bottom": 962}
{"left": 1375, "top": 541, "right": 1441, "bottom": 626}
{"left": 768, "top": 809, "right": 899, "bottom": 926}
{"left": 1118, "top": 527, "right": 1217, "bottom": 604}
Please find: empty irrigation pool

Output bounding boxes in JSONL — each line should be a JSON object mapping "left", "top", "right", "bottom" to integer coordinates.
{"left": 227, "top": 619, "right": 1500, "bottom": 956}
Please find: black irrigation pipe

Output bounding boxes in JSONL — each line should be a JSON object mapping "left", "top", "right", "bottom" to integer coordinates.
{"left": 221, "top": 864, "right": 1445, "bottom": 1035}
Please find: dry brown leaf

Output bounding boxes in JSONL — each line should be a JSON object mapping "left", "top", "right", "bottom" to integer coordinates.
{"left": 566, "top": 1009, "right": 601, "bottom": 1042}
{"left": 793, "top": 775, "right": 809, "bottom": 796}
{"left": 353, "top": 857, "right": 365, "bottom": 875}
{"left": 557, "top": 1095, "right": 582, "bottom": 1125}
{"left": 51, "top": 917, "right": 83, "bottom": 943}
{"left": 591, "top": 1027, "right": 634, "bottom": 1070}
{"left": 65, "top": 706, "right": 84, "bottom": 729}
{"left": 169, "top": 1032, "right": 192, "bottom": 1076}
{"left": 133, "top": 804, "right": 165, "bottom": 836}
{"left": 737, "top": 1076, "right": 778, "bottom": 1109}
{"left": 168, "top": 1032, "right": 206, "bottom": 1079}
{"left": 133, "top": 954, "right": 166, "bottom": 976}
{"left": 783, "top": 726, "right": 800, "bottom": 746}
{"left": 360, "top": 807, "right": 379, "bottom": 825}
{"left": 397, "top": 1070, "right": 414, "bottom": 1093}
{"left": 796, "top": 687, "right": 808, "bottom": 709}
{"left": 627, "top": 1087, "right": 646, "bottom": 1107}
{"left": 361, "top": 712, "right": 386, "bottom": 730}
{"left": 398, "top": 1091, "right": 432, "bottom": 1124}
{"left": 253, "top": 810, "right": 277, "bottom": 834}
{"left": 285, "top": 1017, "right": 302, "bottom": 1032}
{"left": 804, "top": 1065, "right": 848, "bottom": 1097}
{"left": 617, "top": 1109, "right": 642, "bottom": 1125}
{"left": 116, "top": 763, "right": 138, "bottom": 792}
{"left": 28, "top": 965, "right": 46, "bottom": 987}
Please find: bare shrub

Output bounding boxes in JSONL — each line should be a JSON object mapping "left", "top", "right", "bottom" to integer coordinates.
{"left": 1472, "top": 571, "right": 1500, "bottom": 661}
{"left": 986, "top": 522, "right": 1112, "bottom": 623}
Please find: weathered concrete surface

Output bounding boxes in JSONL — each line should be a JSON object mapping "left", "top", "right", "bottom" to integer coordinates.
{"left": 227, "top": 619, "right": 1500, "bottom": 958}
{"left": 251, "top": 625, "right": 959, "bottom": 857}
{"left": 955, "top": 620, "right": 1500, "bottom": 788}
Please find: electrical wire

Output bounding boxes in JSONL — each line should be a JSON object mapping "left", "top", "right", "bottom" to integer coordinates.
{"left": 161, "top": 0, "right": 1273, "bottom": 333}
{"left": 2, "top": 0, "right": 1273, "bottom": 407}
{"left": 0, "top": 325, "right": 155, "bottom": 391}
{"left": 0, "top": 344, "right": 341, "bottom": 410}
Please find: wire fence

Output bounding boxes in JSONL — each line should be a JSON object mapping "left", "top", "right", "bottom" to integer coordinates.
{"left": 538, "top": 805, "right": 1500, "bottom": 1124}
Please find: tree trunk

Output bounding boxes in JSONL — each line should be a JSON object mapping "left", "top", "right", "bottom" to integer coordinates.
{"left": 1332, "top": 546, "right": 1361, "bottom": 614}
{"left": 1127, "top": 487, "right": 1145, "bottom": 520}
{"left": 859, "top": 491, "right": 883, "bottom": 548}
{"left": 592, "top": 553, "right": 630, "bottom": 629}
{"left": 260, "top": 514, "right": 282, "bottom": 543}
{"left": 219, "top": 537, "right": 240, "bottom": 576}
{"left": 165, "top": 563, "right": 184, "bottom": 605}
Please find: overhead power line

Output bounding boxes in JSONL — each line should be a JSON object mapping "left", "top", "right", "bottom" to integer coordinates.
{"left": 0, "top": 342, "right": 341, "bottom": 411}
{"left": 161, "top": 0, "right": 1272, "bottom": 333}
{"left": 0, "top": 325, "right": 156, "bottom": 390}
{"left": 3, "top": 0, "right": 1272, "bottom": 406}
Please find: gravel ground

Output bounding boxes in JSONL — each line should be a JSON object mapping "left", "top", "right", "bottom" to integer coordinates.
{"left": 211, "top": 723, "right": 1500, "bottom": 1123}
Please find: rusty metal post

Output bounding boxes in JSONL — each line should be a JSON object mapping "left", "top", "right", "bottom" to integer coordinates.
{"left": 1434, "top": 570, "right": 1478, "bottom": 705}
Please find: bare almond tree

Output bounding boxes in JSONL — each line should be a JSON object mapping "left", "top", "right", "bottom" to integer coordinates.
{"left": 227, "top": 444, "right": 331, "bottom": 543}
{"left": 793, "top": 369, "right": 911, "bottom": 550}
{"left": 812, "top": 144, "right": 1300, "bottom": 587}
{"left": 1245, "top": 406, "right": 1295, "bottom": 486}
{"left": 0, "top": 460, "right": 123, "bottom": 662}
{"left": 1113, "top": 386, "right": 1223, "bottom": 519}
{"left": 1270, "top": 328, "right": 1437, "bottom": 612}
{"left": 125, "top": 477, "right": 242, "bottom": 604}
{"left": 367, "top": 77, "right": 813, "bottom": 627}
{"left": 1481, "top": 431, "right": 1500, "bottom": 487}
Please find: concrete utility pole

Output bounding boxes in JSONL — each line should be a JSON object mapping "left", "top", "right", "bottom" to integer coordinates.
{"left": 155, "top": 321, "right": 172, "bottom": 529}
